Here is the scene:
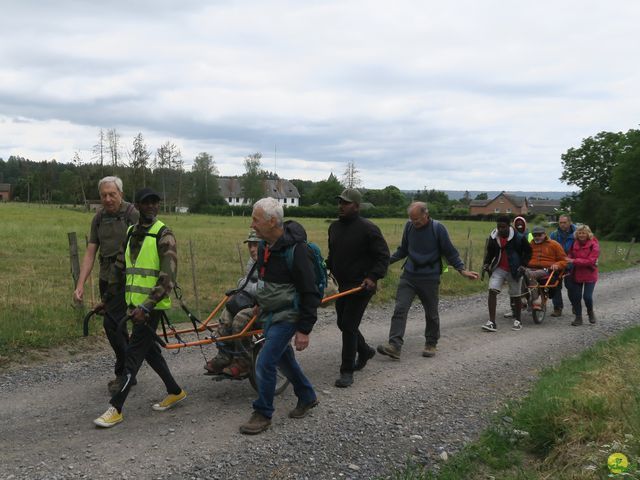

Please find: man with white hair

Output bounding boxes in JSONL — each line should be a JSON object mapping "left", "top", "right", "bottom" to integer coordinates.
{"left": 74, "top": 176, "right": 138, "bottom": 394}
{"left": 239, "top": 197, "right": 321, "bottom": 435}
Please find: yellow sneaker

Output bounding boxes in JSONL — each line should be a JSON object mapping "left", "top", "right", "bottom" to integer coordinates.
{"left": 93, "top": 406, "right": 123, "bottom": 428}
{"left": 152, "top": 389, "right": 187, "bottom": 411}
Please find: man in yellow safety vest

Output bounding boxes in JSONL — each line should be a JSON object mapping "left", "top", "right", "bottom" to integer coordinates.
{"left": 93, "top": 188, "right": 186, "bottom": 428}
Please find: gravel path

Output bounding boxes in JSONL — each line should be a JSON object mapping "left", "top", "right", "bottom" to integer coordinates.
{"left": 1, "top": 267, "right": 639, "bottom": 480}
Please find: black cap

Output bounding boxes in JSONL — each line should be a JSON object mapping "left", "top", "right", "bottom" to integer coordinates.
{"left": 135, "top": 187, "right": 161, "bottom": 203}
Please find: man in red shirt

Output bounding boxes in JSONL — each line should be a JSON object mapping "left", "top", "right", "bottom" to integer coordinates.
{"left": 482, "top": 216, "right": 532, "bottom": 332}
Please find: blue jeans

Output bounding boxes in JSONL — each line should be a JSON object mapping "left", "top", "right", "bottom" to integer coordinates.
{"left": 253, "top": 321, "right": 316, "bottom": 419}
{"left": 568, "top": 281, "right": 596, "bottom": 316}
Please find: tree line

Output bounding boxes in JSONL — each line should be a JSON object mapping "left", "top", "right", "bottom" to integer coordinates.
{"left": 560, "top": 128, "right": 639, "bottom": 240}
{"left": 0, "top": 130, "right": 479, "bottom": 216}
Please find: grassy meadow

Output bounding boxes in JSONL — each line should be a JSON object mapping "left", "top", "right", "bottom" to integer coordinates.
{"left": 1, "top": 202, "right": 638, "bottom": 365}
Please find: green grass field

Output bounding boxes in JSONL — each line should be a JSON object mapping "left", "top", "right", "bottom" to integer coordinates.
{"left": 1, "top": 203, "right": 638, "bottom": 365}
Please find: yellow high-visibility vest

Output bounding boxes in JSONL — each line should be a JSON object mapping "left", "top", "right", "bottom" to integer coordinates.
{"left": 124, "top": 220, "right": 171, "bottom": 310}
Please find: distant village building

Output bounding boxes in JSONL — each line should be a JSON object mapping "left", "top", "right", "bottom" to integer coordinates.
{"left": 468, "top": 191, "right": 563, "bottom": 220}
{"left": 0, "top": 183, "right": 12, "bottom": 201}
{"left": 218, "top": 177, "right": 300, "bottom": 207}
{"left": 469, "top": 192, "right": 529, "bottom": 216}
{"left": 527, "top": 198, "right": 563, "bottom": 221}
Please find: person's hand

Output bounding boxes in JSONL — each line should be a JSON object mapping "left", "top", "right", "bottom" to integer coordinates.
{"left": 73, "top": 286, "right": 84, "bottom": 304}
{"left": 93, "top": 302, "right": 106, "bottom": 315}
{"left": 130, "top": 307, "right": 148, "bottom": 325}
{"left": 566, "top": 258, "right": 574, "bottom": 264}
{"left": 361, "top": 278, "right": 377, "bottom": 291}
{"left": 461, "top": 270, "right": 479, "bottom": 280}
{"left": 550, "top": 264, "right": 560, "bottom": 271}
{"left": 294, "top": 332, "right": 310, "bottom": 351}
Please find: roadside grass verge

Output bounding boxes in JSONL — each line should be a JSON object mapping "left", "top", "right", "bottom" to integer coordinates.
{"left": 1, "top": 202, "right": 639, "bottom": 366}
{"left": 390, "top": 326, "right": 640, "bottom": 479}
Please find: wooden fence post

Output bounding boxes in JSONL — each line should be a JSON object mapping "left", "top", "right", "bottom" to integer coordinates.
{"left": 236, "top": 242, "right": 245, "bottom": 275}
{"left": 189, "top": 239, "right": 200, "bottom": 316}
{"left": 625, "top": 237, "right": 636, "bottom": 261}
{"left": 68, "top": 232, "right": 81, "bottom": 303}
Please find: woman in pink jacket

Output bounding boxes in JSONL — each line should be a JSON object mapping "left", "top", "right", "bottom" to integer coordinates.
{"left": 566, "top": 224, "right": 599, "bottom": 326}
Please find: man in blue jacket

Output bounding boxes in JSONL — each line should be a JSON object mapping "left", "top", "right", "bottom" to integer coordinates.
{"left": 377, "top": 202, "right": 478, "bottom": 359}
{"left": 481, "top": 216, "right": 532, "bottom": 332}
{"left": 549, "top": 215, "right": 576, "bottom": 317}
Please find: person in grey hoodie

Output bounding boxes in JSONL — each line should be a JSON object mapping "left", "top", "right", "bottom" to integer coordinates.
{"left": 377, "top": 202, "right": 478, "bottom": 359}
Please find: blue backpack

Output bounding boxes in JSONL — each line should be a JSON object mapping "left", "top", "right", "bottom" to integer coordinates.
{"left": 284, "top": 241, "right": 328, "bottom": 298}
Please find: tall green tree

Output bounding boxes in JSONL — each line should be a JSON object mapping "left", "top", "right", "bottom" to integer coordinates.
{"left": 190, "top": 152, "right": 222, "bottom": 210}
{"left": 128, "top": 133, "right": 150, "bottom": 193}
{"left": 560, "top": 131, "right": 629, "bottom": 192}
{"left": 242, "top": 152, "right": 263, "bottom": 204}
{"left": 309, "top": 173, "right": 343, "bottom": 205}
{"left": 154, "top": 141, "right": 181, "bottom": 212}
{"left": 609, "top": 130, "right": 640, "bottom": 239}
{"left": 363, "top": 185, "right": 407, "bottom": 207}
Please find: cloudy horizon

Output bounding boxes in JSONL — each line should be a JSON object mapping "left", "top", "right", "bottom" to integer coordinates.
{"left": 1, "top": 0, "right": 638, "bottom": 192}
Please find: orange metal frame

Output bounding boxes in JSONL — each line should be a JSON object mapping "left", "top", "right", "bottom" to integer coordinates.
{"left": 159, "top": 286, "right": 364, "bottom": 350}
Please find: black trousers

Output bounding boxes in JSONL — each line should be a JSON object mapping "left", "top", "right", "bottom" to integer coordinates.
{"left": 99, "top": 279, "right": 129, "bottom": 377}
{"left": 335, "top": 289, "right": 374, "bottom": 373}
{"left": 110, "top": 310, "right": 181, "bottom": 411}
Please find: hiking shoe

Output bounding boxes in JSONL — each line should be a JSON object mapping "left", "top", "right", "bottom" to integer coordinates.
{"left": 222, "top": 362, "right": 250, "bottom": 378}
{"left": 204, "top": 357, "right": 229, "bottom": 375}
{"left": 512, "top": 320, "right": 522, "bottom": 331}
{"left": 289, "top": 399, "right": 319, "bottom": 419}
{"left": 588, "top": 311, "right": 597, "bottom": 324}
{"left": 335, "top": 372, "right": 354, "bottom": 388}
{"left": 376, "top": 343, "right": 401, "bottom": 360}
{"left": 422, "top": 345, "right": 437, "bottom": 357}
{"left": 503, "top": 311, "right": 514, "bottom": 318}
{"left": 482, "top": 320, "right": 497, "bottom": 332}
{"left": 550, "top": 308, "right": 562, "bottom": 317}
{"left": 571, "top": 315, "right": 583, "bottom": 326}
{"left": 239, "top": 411, "right": 271, "bottom": 434}
{"left": 152, "top": 389, "right": 187, "bottom": 411}
{"left": 354, "top": 346, "right": 376, "bottom": 371}
{"left": 93, "top": 406, "right": 123, "bottom": 428}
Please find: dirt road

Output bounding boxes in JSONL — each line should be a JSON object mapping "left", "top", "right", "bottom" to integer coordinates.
{"left": 1, "top": 267, "right": 639, "bottom": 479}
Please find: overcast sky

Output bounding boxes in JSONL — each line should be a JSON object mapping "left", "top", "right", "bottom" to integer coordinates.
{"left": 1, "top": 1, "right": 638, "bottom": 191}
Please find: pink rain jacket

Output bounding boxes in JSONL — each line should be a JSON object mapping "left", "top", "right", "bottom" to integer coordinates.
{"left": 569, "top": 237, "right": 599, "bottom": 283}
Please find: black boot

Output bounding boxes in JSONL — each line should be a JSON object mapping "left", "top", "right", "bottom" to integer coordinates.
{"left": 571, "top": 315, "right": 583, "bottom": 326}
{"left": 588, "top": 310, "right": 597, "bottom": 324}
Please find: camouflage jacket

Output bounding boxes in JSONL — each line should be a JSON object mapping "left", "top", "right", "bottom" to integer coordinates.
{"left": 107, "top": 217, "right": 177, "bottom": 312}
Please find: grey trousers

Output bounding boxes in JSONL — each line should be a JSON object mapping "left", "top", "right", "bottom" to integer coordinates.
{"left": 388, "top": 275, "right": 440, "bottom": 349}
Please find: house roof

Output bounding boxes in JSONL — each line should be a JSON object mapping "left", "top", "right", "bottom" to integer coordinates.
{"left": 218, "top": 177, "right": 300, "bottom": 199}
{"left": 527, "top": 199, "right": 561, "bottom": 215}
{"left": 469, "top": 191, "right": 526, "bottom": 207}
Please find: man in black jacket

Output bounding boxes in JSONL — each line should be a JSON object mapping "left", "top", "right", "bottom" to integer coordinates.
{"left": 328, "top": 189, "right": 390, "bottom": 388}
{"left": 481, "top": 215, "right": 532, "bottom": 332}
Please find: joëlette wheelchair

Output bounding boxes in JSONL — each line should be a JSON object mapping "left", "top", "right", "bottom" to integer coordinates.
{"left": 83, "top": 287, "right": 362, "bottom": 396}
{"left": 520, "top": 268, "right": 565, "bottom": 324}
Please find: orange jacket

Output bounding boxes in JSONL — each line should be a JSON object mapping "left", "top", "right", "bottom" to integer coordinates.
{"left": 528, "top": 237, "right": 568, "bottom": 270}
